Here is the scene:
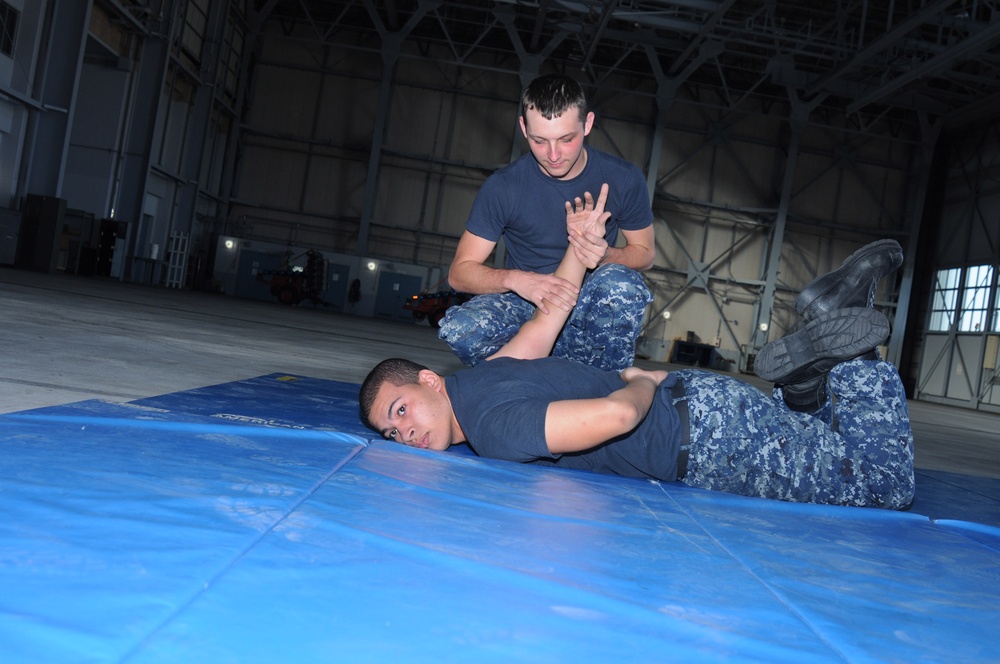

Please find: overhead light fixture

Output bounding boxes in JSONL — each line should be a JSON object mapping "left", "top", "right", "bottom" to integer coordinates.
{"left": 661, "top": 311, "right": 671, "bottom": 320}
{"left": 367, "top": 261, "right": 377, "bottom": 271}
{"left": 224, "top": 239, "right": 234, "bottom": 250}
{"left": 759, "top": 322, "right": 769, "bottom": 332}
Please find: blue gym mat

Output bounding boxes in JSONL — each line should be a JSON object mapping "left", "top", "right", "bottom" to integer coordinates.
{"left": 1, "top": 373, "right": 998, "bottom": 662}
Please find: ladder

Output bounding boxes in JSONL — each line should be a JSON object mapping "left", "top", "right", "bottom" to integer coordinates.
{"left": 165, "top": 233, "right": 189, "bottom": 288}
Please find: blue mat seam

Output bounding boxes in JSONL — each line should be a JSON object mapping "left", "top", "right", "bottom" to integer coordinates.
{"left": 650, "top": 481, "right": 852, "bottom": 661}
{"left": 118, "top": 441, "right": 368, "bottom": 661}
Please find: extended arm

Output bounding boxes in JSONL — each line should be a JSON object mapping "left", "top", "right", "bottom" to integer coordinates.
{"left": 447, "top": 231, "right": 581, "bottom": 315}
{"left": 487, "top": 184, "right": 669, "bottom": 456}
{"left": 488, "top": 184, "right": 610, "bottom": 362}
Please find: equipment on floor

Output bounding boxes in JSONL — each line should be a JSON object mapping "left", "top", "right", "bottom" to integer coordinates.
{"left": 402, "top": 280, "right": 471, "bottom": 328}
{"left": 256, "top": 249, "right": 328, "bottom": 306}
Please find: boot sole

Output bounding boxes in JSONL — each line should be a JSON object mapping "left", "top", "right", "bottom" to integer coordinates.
{"left": 754, "top": 307, "right": 889, "bottom": 384}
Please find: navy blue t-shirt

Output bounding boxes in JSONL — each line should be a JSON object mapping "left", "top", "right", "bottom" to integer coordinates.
{"left": 445, "top": 356, "right": 684, "bottom": 481}
{"left": 466, "top": 147, "right": 653, "bottom": 274}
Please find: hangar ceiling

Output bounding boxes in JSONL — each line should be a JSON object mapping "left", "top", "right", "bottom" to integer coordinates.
{"left": 253, "top": 0, "right": 1000, "bottom": 130}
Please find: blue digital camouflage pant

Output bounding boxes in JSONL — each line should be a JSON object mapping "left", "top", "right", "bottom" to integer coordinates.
{"left": 672, "top": 359, "right": 914, "bottom": 509}
{"left": 438, "top": 264, "right": 653, "bottom": 372}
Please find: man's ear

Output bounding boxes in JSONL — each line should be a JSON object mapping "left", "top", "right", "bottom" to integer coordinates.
{"left": 583, "top": 111, "right": 595, "bottom": 136}
{"left": 518, "top": 115, "right": 528, "bottom": 139}
{"left": 418, "top": 369, "right": 443, "bottom": 392}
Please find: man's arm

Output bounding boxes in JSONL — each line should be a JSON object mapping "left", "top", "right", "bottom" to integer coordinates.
{"left": 570, "top": 223, "right": 655, "bottom": 271}
{"left": 488, "top": 185, "right": 609, "bottom": 362}
{"left": 609, "top": 225, "right": 655, "bottom": 270}
{"left": 488, "top": 184, "right": 669, "bottom": 456}
{"left": 544, "top": 367, "right": 669, "bottom": 453}
{"left": 448, "top": 231, "right": 580, "bottom": 315}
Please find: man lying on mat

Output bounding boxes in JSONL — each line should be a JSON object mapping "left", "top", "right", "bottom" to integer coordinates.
{"left": 361, "top": 185, "right": 911, "bottom": 508}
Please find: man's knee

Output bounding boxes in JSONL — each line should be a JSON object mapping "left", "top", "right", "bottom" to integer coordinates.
{"left": 583, "top": 264, "right": 652, "bottom": 306}
{"left": 575, "top": 265, "right": 652, "bottom": 333}
{"left": 438, "top": 298, "right": 492, "bottom": 365}
{"left": 438, "top": 294, "right": 531, "bottom": 366}
{"left": 555, "top": 266, "right": 652, "bottom": 372}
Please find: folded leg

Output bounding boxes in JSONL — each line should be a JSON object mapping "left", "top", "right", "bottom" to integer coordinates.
{"left": 677, "top": 360, "right": 913, "bottom": 509}
{"left": 553, "top": 264, "right": 652, "bottom": 372}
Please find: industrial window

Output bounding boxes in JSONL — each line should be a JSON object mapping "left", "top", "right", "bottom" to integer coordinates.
{"left": 179, "top": 0, "right": 208, "bottom": 66}
{"left": 928, "top": 268, "right": 961, "bottom": 332}
{"left": 929, "top": 265, "right": 997, "bottom": 333}
{"left": 0, "top": 1, "right": 18, "bottom": 57}
{"left": 995, "top": 281, "right": 1000, "bottom": 333}
{"left": 959, "top": 264, "right": 993, "bottom": 332}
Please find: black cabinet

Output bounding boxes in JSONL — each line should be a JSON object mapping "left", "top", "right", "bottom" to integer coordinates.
{"left": 15, "top": 195, "right": 65, "bottom": 273}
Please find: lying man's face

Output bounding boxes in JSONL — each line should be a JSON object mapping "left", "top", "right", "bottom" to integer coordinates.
{"left": 368, "top": 370, "right": 456, "bottom": 452}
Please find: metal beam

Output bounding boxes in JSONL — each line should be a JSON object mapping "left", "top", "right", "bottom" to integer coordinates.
{"left": 19, "top": 0, "right": 93, "bottom": 198}
{"left": 753, "top": 91, "right": 824, "bottom": 349}
{"left": 847, "top": 19, "right": 1000, "bottom": 114}
{"left": 579, "top": 0, "right": 619, "bottom": 72}
{"left": 887, "top": 113, "right": 940, "bottom": 367}
{"left": 667, "top": 0, "right": 738, "bottom": 76}
{"left": 357, "top": 0, "right": 440, "bottom": 255}
{"left": 806, "top": 0, "right": 961, "bottom": 97}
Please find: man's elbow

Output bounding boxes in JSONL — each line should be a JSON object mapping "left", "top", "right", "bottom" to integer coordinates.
{"left": 446, "top": 264, "right": 461, "bottom": 290}
{"left": 608, "top": 400, "right": 645, "bottom": 434}
{"left": 625, "top": 227, "right": 656, "bottom": 271}
{"left": 447, "top": 262, "right": 473, "bottom": 292}
{"left": 631, "top": 249, "right": 654, "bottom": 272}
{"left": 621, "top": 243, "right": 654, "bottom": 271}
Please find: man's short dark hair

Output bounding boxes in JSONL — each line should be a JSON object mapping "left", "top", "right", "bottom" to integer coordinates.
{"left": 520, "top": 73, "right": 588, "bottom": 123}
{"left": 359, "top": 357, "right": 429, "bottom": 427}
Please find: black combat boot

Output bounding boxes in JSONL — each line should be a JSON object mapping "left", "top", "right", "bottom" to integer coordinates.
{"left": 795, "top": 240, "right": 902, "bottom": 320}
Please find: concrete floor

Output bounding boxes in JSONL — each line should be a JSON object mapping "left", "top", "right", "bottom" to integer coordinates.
{"left": 2, "top": 266, "right": 999, "bottom": 510}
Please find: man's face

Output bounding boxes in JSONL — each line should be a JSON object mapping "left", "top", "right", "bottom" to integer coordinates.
{"left": 519, "top": 107, "right": 594, "bottom": 180}
{"left": 369, "top": 370, "right": 456, "bottom": 451}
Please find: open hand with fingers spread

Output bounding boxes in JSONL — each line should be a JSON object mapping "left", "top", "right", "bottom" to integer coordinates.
{"left": 565, "top": 183, "right": 612, "bottom": 269}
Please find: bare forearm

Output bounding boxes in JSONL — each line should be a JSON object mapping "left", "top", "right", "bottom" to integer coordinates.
{"left": 552, "top": 242, "right": 587, "bottom": 291}
{"left": 603, "top": 242, "right": 654, "bottom": 271}
{"left": 607, "top": 376, "right": 658, "bottom": 428}
{"left": 449, "top": 261, "right": 516, "bottom": 295}
{"left": 494, "top": 246, "right": 585, "bottom": 359}
{"left": 544, "top": 375, "right": 659, "bottom": 453}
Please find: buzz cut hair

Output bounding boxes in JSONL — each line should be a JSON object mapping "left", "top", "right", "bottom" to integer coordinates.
{"left": 520, "top": 73, "right": 589, "bottom": 123}
{"left": 359, "top": 357, "right": 428, "bottom": 428}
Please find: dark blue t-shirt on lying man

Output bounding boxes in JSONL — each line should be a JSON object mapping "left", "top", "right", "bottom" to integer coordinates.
{"left": 445, "top": 356, "right": 684, "bottom": 481}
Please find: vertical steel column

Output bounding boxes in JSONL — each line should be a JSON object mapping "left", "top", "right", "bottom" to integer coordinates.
{"left": 887, "top": 113, "right": 939, "bottom": 366}
{"left": 356, "top": 0, "right": 438, "bottom": 256}
{"left": 220, "top": 0, "right": 277, "bottom": 221}
{"left": 643, "top": 46, "right": 674, "bottom": 207}
{"left": 752, "top": 97, "right": 814, "bottom": 348}
{"left": 112, "top": 1, "right": 174, "bottom": 279}
{"left": 172, "top": 0, "right": 231, "bottom": 239}
{"left": 18, "top": 0, "right": 93, "bottom": 197}
{"left": 356, "top": 37, "right": 400, "bottom": 257}
{"left": 643, "top": 41, "right": 715, "bottom": 204}
{"left": 644, "top": 91, "right": 671, "bottom": 206}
